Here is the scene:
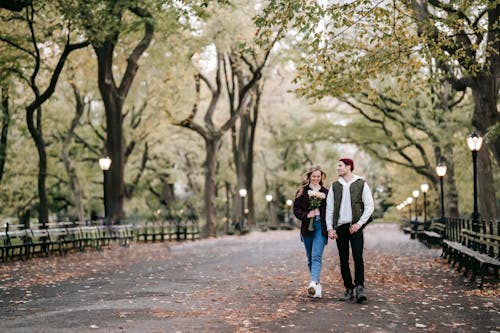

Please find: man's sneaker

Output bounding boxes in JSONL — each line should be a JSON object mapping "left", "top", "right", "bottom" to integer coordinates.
{"left": 307, "top": 281, "right": 317, "bottom": 297}
{"left": 355, "top": 285, "right": 367, "bottom": 304}
{"left": 339, "top": 288, "right": 354, "bottom": 301}
{"left": 313, "top": 283, "right": 322, "bottom": 298}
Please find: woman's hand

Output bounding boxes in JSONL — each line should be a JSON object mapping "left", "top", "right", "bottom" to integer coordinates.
{"left": 306, "top": 210, "right": 318, "bottom": 218}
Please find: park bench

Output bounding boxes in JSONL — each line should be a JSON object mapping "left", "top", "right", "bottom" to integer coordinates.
{"left": 419, "top": 230, "right": 443, "bottom": 247}
{"left": 1, "top": 229, "right": 30, "bottom": 261}
{"left": 418, "top": 222, "right": 444, "bottom": 247}
{"left": 165, "top": 220, "right": 186, "bottom": 241}
{"left": 441, "top": 219, "right": 500, "bottom": 288}
{"left": 135, "top": 220, "right": 200, "bottom": 242}
{"left": 27, "top": 228, "right": 50, "bottom": 258}
{"left": 77, "top": 225, "right": 100, "bottom": 250}
{"left": 112, "top": 224, "right": 134, "bottom": 246}
{"left": 47, "top": 228, "right": 70, "bottom": 255}
{"left": 402, "top": 227, "right": 412, "bottom": 234}
{"left": 0, "top": 231, "right": 6, "bottom": 261}
{"left": 184, "top": 220, "right": 200, "bottom": 241}
{"left": 136, "top": 220, "right": 164, "bottom": 242}
{"left": 442, "top": 239, "right": 500, "bottom": 288}
{"left": 95, "top": 225, "right": 115, "bottom": 250}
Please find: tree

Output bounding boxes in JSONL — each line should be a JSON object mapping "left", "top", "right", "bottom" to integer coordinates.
{"left": 226, "top": 53, "right": 264, "bottom": 228}
{"left": 57, "top": 0, "right": 159, "bottom": 222}
{"left": 61, "top": 82, "right": 86, "bottom": 222}
{"left": 409, "top": 0, "right": 499, "bottom": 219}
{"left": 256, "top": 0, "right": 498, "bottom": 219}
{"left": 177, "top": 44, "right": 273, "bottom": 236}
{"left": 410, "top": 0, "right": 500, "bottom": 166}
{"left": 1, "top": 2, "right": 89, "bottom": 226}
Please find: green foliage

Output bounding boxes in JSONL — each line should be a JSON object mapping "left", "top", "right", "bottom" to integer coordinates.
{"left": 0, "top": 0, "right": 497, "bottom": 225}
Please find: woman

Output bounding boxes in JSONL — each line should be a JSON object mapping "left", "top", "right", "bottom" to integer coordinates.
{"left": 293, "top": 165, "right": 329, "bottom": 298}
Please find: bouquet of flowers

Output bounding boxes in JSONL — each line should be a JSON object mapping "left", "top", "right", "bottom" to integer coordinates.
{"left": 307, "top": 190, "right": 326, "bottom": 231}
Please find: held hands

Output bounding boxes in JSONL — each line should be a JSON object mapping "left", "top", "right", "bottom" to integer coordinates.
{"left": 328, "top": 230, "right": 338, "bottom": 240}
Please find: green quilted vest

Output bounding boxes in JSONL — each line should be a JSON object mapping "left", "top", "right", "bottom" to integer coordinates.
{"left": 331, "top": 178, "right": 365, "bottom": 229}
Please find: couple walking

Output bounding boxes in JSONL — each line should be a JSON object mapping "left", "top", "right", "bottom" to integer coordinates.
{"left": 293, "top": 158, "right": 374, "bottom": 303}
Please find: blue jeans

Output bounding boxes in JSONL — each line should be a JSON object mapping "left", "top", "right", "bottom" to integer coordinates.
{"left": 302, "top": 215, "right": 327, "bottom": 283}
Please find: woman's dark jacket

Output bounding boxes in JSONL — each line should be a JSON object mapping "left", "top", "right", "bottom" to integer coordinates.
{"left": 293, "top": 185, "right": 329, "bottom": 238}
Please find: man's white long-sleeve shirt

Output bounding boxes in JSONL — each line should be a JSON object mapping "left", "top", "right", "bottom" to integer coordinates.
{"left": 326, "top": 175, "right": 374, "bottom": 231}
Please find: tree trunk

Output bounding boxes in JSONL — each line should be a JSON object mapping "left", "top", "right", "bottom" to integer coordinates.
{"left": 0, "top": 86, "right": 10, "bottom": 186}
{"left": 26, "top": 106, "right": 49, "bottom": 226}
{"left": 244, "top": 89, "right": 259, "bottom": 226}
{"left": 204, "top": 138, "right": 219, "bottom": 237}
{"left": 477, "top": 145, "right": 498, "bottom": 219}
{"left": 444, "top": 160, "right": 459, "bottom": 218}
{"left": 62, "top": 84, "right": 86, "bottom": 222}
{"left": 94, "top": 41, "right": 126, "bottom": 223}
{"left": 471, "top": 76, "right": 500, "bottom": 167}
{"left": 231, "top": 82, "right": 261, "bottom": 228}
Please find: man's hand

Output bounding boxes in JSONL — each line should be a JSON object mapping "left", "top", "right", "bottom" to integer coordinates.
{"left": 328, "top": 229, "right": 338, "bottom": 239}
{"left": 349, "top": 223, "right": 360, "bottom": 234}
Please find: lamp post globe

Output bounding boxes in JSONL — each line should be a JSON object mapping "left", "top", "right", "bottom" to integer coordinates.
{"left": 467, "top": 131, "right": 483, "bottom": 152}
{"left": 99, "top": 156, "right": 111, "bottom": 171}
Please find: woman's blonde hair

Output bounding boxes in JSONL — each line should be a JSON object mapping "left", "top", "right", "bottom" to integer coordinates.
{"left": 295, "top": 165, "right": 327, "bottom": 198}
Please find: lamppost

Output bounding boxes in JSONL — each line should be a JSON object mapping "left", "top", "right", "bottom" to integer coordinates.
{"left": 265, "top": 194, "right": 273, "bottom": 228}
{"left": 286, "top": 199, "right": 293, "bottom": 225}
{"left": 406, "top": 197, "right": 412, "bottom": 219}
{"left": 467, "top": 131, "right": 483, "bottom": 232}
{"left": 412, "top": 190, "right": 419, "bottom": 221}
{"left": 412, "top": 190, "right": 420, "bottom": 238}
{"left": 99, "top": 156, "right": 112, "bottom": 224}
{"left": 436, "top": 163, "right": 447, "bottom": 224}
{"left": 239, "top": 188, "right": 247, "bottom": 232}
{"left": 420, "top": 183, "right": 429, "bottom": 229}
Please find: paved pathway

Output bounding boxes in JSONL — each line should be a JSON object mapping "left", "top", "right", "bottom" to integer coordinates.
{"left": 0, "top": 223, "right": 498, "bottom": 332}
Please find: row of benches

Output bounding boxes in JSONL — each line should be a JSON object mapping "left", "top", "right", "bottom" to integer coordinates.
{"left": 440, "top": 219, "right": 500, "bottom": 288}
{"left": 0, "top": 224, "right": 134, "bottom": 262}
{"left": 403, "top": 218, "right": 500, "bottom": 288}
{"left": 442, "top": 239, "right": 500, "bottom": 288}
{"left": 135, "top": 220, "right": 200, "bottom": 242}
{"left": 0, "top": 220, "right": 200, "bottom": 262}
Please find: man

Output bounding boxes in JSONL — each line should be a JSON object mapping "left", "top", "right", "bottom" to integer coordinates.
{"left": 326, "top": 158, "right": 374, "bottom": 304}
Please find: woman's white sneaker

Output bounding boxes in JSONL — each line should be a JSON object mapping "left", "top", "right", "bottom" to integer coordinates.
{"left": 313, "top": 283, "right": 322, "bottom": 298}
{"left": 307, "top": 281, "right": 317, "bottom": 297}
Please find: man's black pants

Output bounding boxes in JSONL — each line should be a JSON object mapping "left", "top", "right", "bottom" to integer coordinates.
{"left": 336, "top": 223, "right": 364, "bottom": 289}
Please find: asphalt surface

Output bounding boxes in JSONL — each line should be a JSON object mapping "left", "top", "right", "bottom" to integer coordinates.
{"left": 0, "top": 223, "right": 498, "bottom": 333}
